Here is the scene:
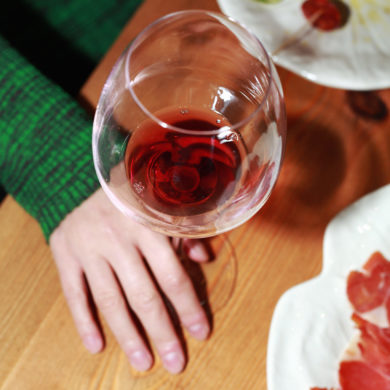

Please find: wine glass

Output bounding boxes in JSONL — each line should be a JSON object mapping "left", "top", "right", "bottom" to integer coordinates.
{"left": 92, "top": 10, "right": 286, "bottom": 312}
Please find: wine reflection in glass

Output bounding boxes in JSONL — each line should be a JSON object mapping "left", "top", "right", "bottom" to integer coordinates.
{"left": 93, "top": 11, "right": 286, "bottom": 314}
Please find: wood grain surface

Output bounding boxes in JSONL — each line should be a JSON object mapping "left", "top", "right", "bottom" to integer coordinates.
{"left": 1, "top": 0, "right": 390, "bottom": 389}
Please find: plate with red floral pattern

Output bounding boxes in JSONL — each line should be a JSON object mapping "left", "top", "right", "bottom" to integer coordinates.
{"left": 217, "top": 0, "right": 390, "bottom": 90}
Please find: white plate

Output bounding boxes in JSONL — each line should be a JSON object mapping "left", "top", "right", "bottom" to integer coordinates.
{"left": 217, "top": 0, "right": 390, "bottom": 90}
{"left": 266, "top": 184, "right": 390, "bottom": 390}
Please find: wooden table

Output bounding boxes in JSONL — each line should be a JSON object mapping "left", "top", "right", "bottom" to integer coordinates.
{"left": 1, "top": 0, "right": 390, "bottom": 389}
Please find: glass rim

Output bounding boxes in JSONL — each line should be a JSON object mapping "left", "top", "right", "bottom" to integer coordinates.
{"left": 124, "top": 9, "right": 274, "bottom": 136}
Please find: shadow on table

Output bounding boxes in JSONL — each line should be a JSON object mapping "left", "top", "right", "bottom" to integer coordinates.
{"left": 258, "top": 113, "right": 390, "bottom": 232}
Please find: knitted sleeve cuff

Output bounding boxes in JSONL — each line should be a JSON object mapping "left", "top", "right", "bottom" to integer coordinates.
{"left": 0, "top": 36, "right": 100, "bottom": 241}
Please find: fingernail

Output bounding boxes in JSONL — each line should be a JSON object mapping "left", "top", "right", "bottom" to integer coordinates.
{"left": 162, "top": 350, "right": 185, "bottom": 374}
{"left": 188, "top": 323, "right": 209, "bottom": 340}
{"left": 84, "top": 335, "right": 103, "bottom": 354}
{"left": 129, "top": 350, "right": 153, "bottom": 372}
{"left": 188, "top": 242, "right": 209, "bottom": 261}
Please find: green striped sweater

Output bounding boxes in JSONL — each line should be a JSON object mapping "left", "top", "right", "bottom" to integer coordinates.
{"left": 0, "top": 0, "right": 142, "bottom": 240}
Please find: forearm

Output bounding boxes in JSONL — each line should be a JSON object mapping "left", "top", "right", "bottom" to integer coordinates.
{"left": 0, "top": 36, "right": 99, "bottom": 240}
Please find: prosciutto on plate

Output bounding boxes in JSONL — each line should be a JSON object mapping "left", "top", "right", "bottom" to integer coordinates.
{"left": 311, "top": 252, "right": 390, "bottom": 390}
{"left": 347, "top": 252, "right": 390, "bottom": 314}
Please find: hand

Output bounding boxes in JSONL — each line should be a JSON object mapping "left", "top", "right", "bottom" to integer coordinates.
{"left": 49, "top": 189, "right": 210, "bottom": 374}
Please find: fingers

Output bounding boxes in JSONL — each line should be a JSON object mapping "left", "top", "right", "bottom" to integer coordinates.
{"left": 50, "top": 234, "right": 103, "bottom": 354}
{"left": 138, "top": 233, "right": 210, "bottom": 342}
{"left": 182, "top": 238, "right": 210, "bottom": 262}
{"left": 105, "top": 244, "right": 185, "bottom": 373}
{"left": 83, "top": 256, "right": 154, "bottom": 372}
{"left": 50, "top": 189, "right": 212, "bottom": 375}
{"left": 172, "top": 237, "right": 210, "bottom": 262}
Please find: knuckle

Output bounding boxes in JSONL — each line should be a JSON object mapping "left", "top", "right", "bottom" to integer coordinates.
{"left": 75, "top": 319, "right": 95, "bottom": 335}
{"left": 131, "top": 290, "right": 160, "bottom": 314}
{"left": 162, "top": 272, "right": 188, "bottom": 295}
{"left": 94, "top": 290, "right": 122, "bottom": 312}
{"left": 64, "top": 289, "right": 86, "bottom": 307}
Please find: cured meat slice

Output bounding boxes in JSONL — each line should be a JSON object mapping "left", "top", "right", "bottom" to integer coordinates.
{"left": 339, "top": 361, "right": 390, "bottom": 390}
{"left": 352, "top": 313, "right": 390, "bottom": 376}
{"left": 346, "top": 252, "right": 390, "bottom": 313}
{"left": 301, "top": 0, "right": 342, "bottom": 31}
{"left": 386, "top": 296, "right": 390, "bottom": 327}
{"left": 311, "top": 252, "right": 390, "bottom": 390}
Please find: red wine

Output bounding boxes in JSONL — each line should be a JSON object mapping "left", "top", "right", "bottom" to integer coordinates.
{"left": 125, "top": 106, "right": 244, "bottom": 216}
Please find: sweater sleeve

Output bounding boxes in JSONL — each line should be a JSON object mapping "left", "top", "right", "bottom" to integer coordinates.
{"left": 0, "top": 35, "right": 100, "bottom": 241}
